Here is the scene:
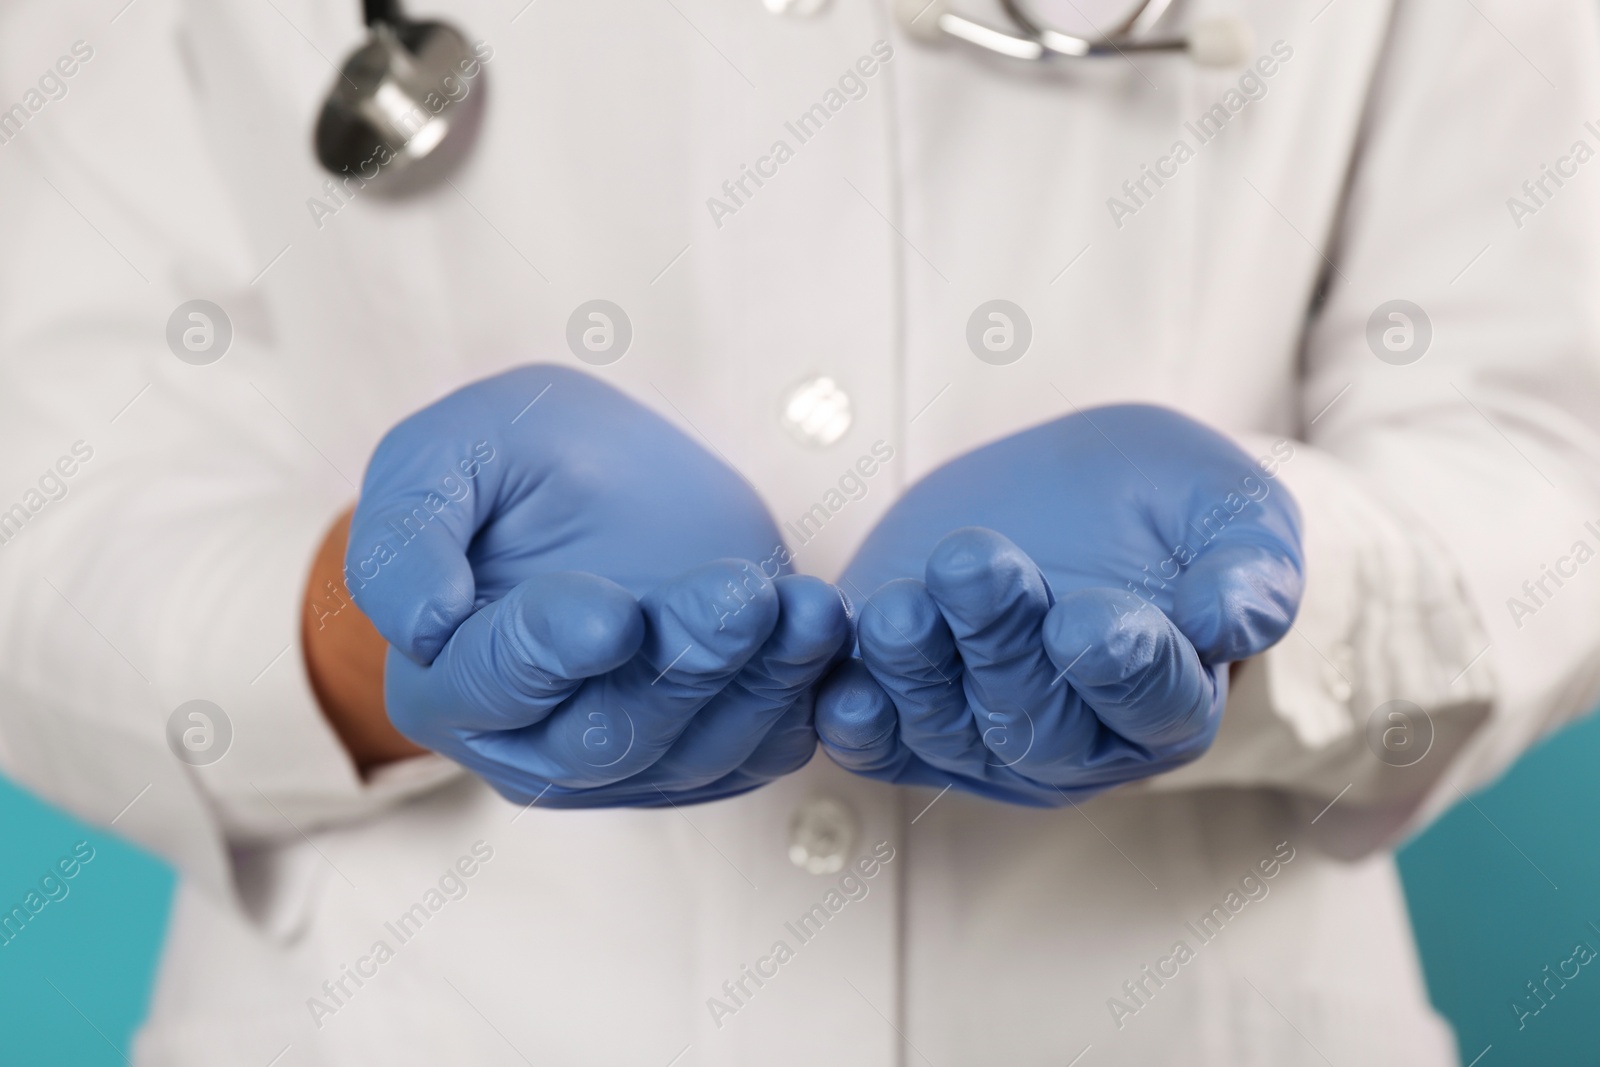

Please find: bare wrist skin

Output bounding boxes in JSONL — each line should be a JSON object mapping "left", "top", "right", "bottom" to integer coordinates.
{"left": 302, "top": 508, "right": 428, "bottom": 773}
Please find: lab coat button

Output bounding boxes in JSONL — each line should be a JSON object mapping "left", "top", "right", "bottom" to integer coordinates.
{"left": 788, "top": 796, "right": 858, "bottom": 874}
{"left": 1323, "top": 662, "right": 1353, "bottom": 704}
{"left": 780, "top": 376, "right": 852, "bottom": 447}
{"left": 762, "top": 0, "right": 829, "bottom": 16}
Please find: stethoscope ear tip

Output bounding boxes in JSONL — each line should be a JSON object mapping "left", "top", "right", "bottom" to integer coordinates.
{"left": 894, "top": 0, "right": 951, "bottom": 43}
{"left": 1186, "top": 16, "right": 1255, "bottom": 68}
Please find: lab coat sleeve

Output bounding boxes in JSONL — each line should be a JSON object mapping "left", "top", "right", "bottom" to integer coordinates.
{"left": 0, "top": 4, "right": 460, "bottom": 908}
{"left": 1153, "top": 0, "right": 1600, "bottom": 850}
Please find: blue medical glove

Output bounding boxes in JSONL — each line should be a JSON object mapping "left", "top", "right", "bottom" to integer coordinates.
{"left": 347, "top": 365, "right": 849, "bottom": 807}
{"left": 814, "top": 405, "right": 1304, "bottom": 807}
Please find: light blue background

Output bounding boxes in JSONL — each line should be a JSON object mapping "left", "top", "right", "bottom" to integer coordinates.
{"left": 0, "top": 774, "right": 172, "bottom": 1065}
{"left": 2, "top": 712, "right": 1596, "bottom": 1064}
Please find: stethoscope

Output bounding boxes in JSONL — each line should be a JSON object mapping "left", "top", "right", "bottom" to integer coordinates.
{"left": 315, "top": 0, "right": 1252, "bottom": 187}
{"left": 314, "top": 0, "right": 481, "bottom": 189}
{"left": 894, "top": 0, "right": 1254, "bottom": 66}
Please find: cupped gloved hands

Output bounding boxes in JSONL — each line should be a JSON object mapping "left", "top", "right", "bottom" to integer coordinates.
{"left": 815, "top": 405, "right": 1304, "bottom": 807}
{"left": 346, "top": 365, "right": 850, "bottom": 808}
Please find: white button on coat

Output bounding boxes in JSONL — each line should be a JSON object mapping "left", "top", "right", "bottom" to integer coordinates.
{"left": 788, "top": 795, "right": 860, "bottom": 874}
{"left": 779, "top": 375, "right": 854, "bottom": 447}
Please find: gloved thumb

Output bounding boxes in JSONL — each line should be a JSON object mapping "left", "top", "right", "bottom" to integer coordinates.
{"left": 386, "top": 572, "right": 644, "bottom": 740}
{"left": 1042, "top": 588, "right": 1214, "bottom": 749}
{"left": 1165, "top": 539, "right": 1302, "bottom": 666}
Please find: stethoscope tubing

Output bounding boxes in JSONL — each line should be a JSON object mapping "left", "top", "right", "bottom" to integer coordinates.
{"left": 904, "top": 0, "right": 1252, "bottom": 67}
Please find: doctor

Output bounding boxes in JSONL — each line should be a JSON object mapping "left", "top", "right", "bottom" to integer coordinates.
{"left": 1, "top": 0, "right": 1598, "bottom": 1064}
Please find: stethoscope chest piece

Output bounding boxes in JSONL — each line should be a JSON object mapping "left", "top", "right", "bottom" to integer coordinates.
{"left": 315, "top": 1, "right": 483, "bottom": 192}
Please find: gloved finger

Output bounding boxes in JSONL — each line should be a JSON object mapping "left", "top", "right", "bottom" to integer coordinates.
{"left": 644, "top": 575, "right": 849, "bottom": 788}
{"left": 469, "top": 559, "right": 781, "bottom": 787}
{"left": 1166, "top": 538, "right": 1303, "bottom": 665}
{"left": 854, "top": 578, "right": 997, "bottom": 773}
{"left": 737, "top": 697, "right": 820, "bottom": 780}
{"left": 549, "top": 702, "right": 821, "bottom": 805}
{"left": 346, "top": 387, "right": 511, "bottom": 666}
{"left": 1043, "top": 588, "right": 1215, "bottom": 750}
{"left": 814, "top": 658, "right": 906, "bottom": 775}
{"left": 921, "top": 527, "right": 1099, "bottom": 770}
{"left": 647, "top": 694, "right": 820, "bottom": 802}
{"left": 384, "top": 572, "right": 644, "bottom": 741}
{"left": 814, "top": 660, "right": 969, "bottom": 793}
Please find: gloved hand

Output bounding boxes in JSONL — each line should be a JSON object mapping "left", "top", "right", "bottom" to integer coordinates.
{"left": 815, "top": 405, "right": 1304, "bottom": 807}
{"left": 347, "top": 365, "right": 850, "bottom": 807}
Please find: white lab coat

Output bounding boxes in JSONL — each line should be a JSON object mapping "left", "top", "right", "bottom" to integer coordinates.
{"left": 2, "top": 0, "right": 1599, "bottom": 1063}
